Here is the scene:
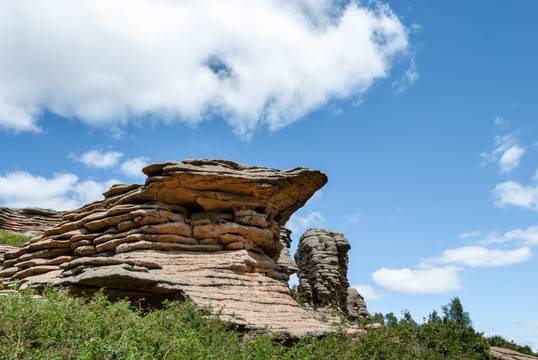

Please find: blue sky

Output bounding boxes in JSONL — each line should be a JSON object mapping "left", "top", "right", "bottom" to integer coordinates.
{"left": 1, "top": 0, "right": 537, "bottom": 349}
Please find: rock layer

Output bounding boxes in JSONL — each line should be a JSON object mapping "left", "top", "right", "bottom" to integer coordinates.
{"left": 0, "top": 207, "right": 63, "bottom": 236}
{"left": 295, "top": 228, "right": 351, "bottom": 312}
{"left": 347, "top": 288, "right": 371, "bottom": 320}
{"left": 490, "top": 347, "right": 538, "bottom": 360}
{"left": 0, "top": 159, "right": 329, "bottom": 338}
{"left": 277, "top": 227, "right": 298, "bottom": 275}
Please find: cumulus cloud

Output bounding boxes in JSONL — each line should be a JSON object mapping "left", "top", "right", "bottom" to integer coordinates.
{"left": 120, "top": 157, "right": 150, "bottom": 178}
{"left": 287, "top": 211, "right": 326, "bottom": 234}
{"left": 0, "top": 171, "right": 118, "bottom": 211}
{"left": 493, "top": 181, "right": 538, "bottom": 211}
{"left": 74, "top": 150, "right": 123, "bottom": 169}
{"left": 372, "top": 266, "right": 462, "bottom": 294}
{"left": 0, "top": 0, "right": 409, "bottom": 138}
{"left": 351, "top": 284, "right": 387, "bottom": 301}
{"left": 480, "top": 134, "right": 524, "bottom": 173}
{"left": 425, "top": 246, "right": 532, "bottom": 268}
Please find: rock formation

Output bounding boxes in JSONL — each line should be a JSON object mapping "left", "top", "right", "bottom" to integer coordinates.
{"left": 0, "top": 207, "right": 63, "bottom": 236}
{"left": 490, "top": 347, "right": 538, "bottom": 360}
{"left": 277, "top": 227, "right": 298, "bottom": 275}
{"left": 0, "top": 159, "right": 331, "bottom": 338}
{"left": 347, "top": 288, "right": 371, "bottom": 320}
{"left": 0, "top": 244, "right": 18, "bottom": 269}
{"left": 295, "top": 228, "right": 351, "bottom": 312}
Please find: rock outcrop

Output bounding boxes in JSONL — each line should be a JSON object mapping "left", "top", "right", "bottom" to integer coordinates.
{"left": 277, "top": 227, "right": 298, "bottom": 275}
{"left": 0, "top": 244, "right": 18, "bottom": 269}
{"left": 490, "top": 347, "right": 538, "bottom": 360}
{"left": 0, "top": 159, "right": 330, "bottom": 338}
{"left": 0, "top": 207, "right": 63, "bottom": 236}
{"left": 347, "top": 288, "right": 371, "bottom": 320}
{"left": 295, "top": 228, "right": 351, "bottom": 313}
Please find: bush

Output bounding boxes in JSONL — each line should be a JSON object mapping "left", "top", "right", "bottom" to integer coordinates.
{"left": 0, "top": 231, "right": 32, "bottom": 247}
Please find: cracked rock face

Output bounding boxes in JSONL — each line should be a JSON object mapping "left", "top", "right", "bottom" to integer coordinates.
{"left": 347, "top": 288, "right": 371, "bottom": 320}
{"left": 0, "top": 159, "right": 329, "bottom": 338}
{"left": 295, "top": 229, "right": 351, "bottom": 312}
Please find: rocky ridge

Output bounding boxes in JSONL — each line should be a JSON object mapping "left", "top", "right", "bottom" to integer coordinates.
{"left": 0, "top": 159, "right": 330, "bottom": 338}
{"left": 0, "top": 207, "right": 63, "bottom": 236}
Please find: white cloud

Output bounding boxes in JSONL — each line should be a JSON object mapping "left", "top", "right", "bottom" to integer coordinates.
{"left": 75, "top": 150, "right": 123, "bottom": 169}
{"left": 426, "top": 246, "right": 532, "bottom": 268}
{"left": 499, "top": 145, "right": 524, "bottom": 173}
{"left": 120, "top": 157, "right": 150, "bottom": 179}
{"left": 0, "top": 0, "right": 409, "bottom": 138}
{"left": 287, "top": 211, "right": 326, "bottom": 234}
{"left": 372, "top": 266, "right": 462, "bottom": 294}
{"left": 493, "top": 181, "right": 538, "bottom": 211}
{"left": 0, "top": 171, "right": 118, "bottom": 211}
{"left": 494, "top": 116, "right": 509, "bottom": 129}
{"left": 480, "top": 134, "right": 524, "bottom": 173}
{"left": 351, "top": 284, "right": 387, "bottom": 301}
{"left": 512, "top": 320, "right": 538, "bottom": 329}
{"left": 460, "top": 230, "right": 481, "bottom": 239}
{"left": 481, "top": 226, "right": 538, "bottom": 246}
{"left": 346, "top": 212, "right": 364, "bottom": 224}
{"left": 393, "top": 58, "right": 418, "bottom": 95}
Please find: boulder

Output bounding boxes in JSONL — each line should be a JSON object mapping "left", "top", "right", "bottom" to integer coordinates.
{"left": 347, "top": 288, "right": 371, "bottom": 320}
{"left": 0, "top": 159, "right": 329, "bottom": 338}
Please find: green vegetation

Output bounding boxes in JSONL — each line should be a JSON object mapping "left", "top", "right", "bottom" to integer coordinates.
{"left": 2, "top": 288, "right": 536, "bottom": 360}
{"left": 487, "top": 334, "right": 537, "bottom": 357}
{"left": 0, "top": 231, "right": 32, "bottom": 247}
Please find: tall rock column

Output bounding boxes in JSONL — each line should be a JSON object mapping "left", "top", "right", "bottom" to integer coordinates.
{"left": 295, "top": 228, "right": 350, "bottom": 312}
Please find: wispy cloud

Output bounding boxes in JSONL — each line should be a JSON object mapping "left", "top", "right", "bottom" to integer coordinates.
{"left": 424, "top": 246, "right": 532, "bottom": 268}
{"left": 393, "top": 58, "right": 418, "bottom": 95}
{"left": 512, "top": 320, "right": 538, "bottom": 329}
{"left": 480, "top": 133, "right": 524, "bottom": 173}
{"left": 0, "top": 0, "right": 410, "bottom": 138}
{"left": 372, "top": 266, "right": 462, "bottom": 294}
{"left": 480, "top": 226, "right": 538, "bottom": 246}
{"left": 346, "top": 212, "right": 364, "bottom": 224}
{"left": 0, "top": 171, "right": 118, "bottom": 211}
{"left": 74, "top": 150, "right": 123, "bottom": 169}
{"left": 460, "top": 230, "right": 481, "bottom": 239}
{"left": 287, "top": 211, "right": 326, "bottom": 234}
{"left": 120, "top": 157, "right": 150, "bottom": 179}
{"left": 494, "top": 116, "right": 509, "bottom": 129}
{"left": 351, "top": 284, "right": 388, "bottom": 301}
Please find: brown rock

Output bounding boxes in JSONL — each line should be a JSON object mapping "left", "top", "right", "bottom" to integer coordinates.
{"left": 277, "top": 227, "right": 298, "bottom": 275}
{"left": 347, "top": 288, "right": 372, "bottom": 320}
{"left": 295, "top": 229, "right": 351, "bottom": 312}
{"left": 0, "top": 159, "right": 329, "bottom": 339}
{"left": 490, "top": 346, "right": 538, "bottom": 360}
{"left": 0, "top": 207, "right": 63, "bottom": 236}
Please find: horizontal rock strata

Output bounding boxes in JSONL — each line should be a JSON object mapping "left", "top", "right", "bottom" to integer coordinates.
{"left": 277, "top": 227, "right": 298, "bottom": 275}
{"left": 0, "top": 159, "right": 329, "bottom": 338}
{"left": 295, "top": 228, "right": 351, "bottom": 312}
{"left": 490, "top": 346, "right": 538, "bottom": 360}
{"left": 0, "top": 207, "right": 63, "bottom": 236}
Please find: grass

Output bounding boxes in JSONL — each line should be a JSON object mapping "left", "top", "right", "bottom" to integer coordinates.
{"left": 0, "top": 231, "right": 33, "bottom": 247}
{"left": 3, "top": 287, "right": 536, "bottom": 360}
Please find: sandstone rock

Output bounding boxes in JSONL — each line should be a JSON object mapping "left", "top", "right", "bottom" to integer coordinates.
{"left": 277, "top": 227, "right": 298, "bottom": 275}
{"left": 0, "top": 244, "right": 18, "bottom": 269}
{"left": 0, "top": 159, "right": 329, "bottom": 338}
{"left": 490, "top": 346, "right": 538, "bottom": 360}
{"left": 347, "top": 288, "right": 371, "bottom": 320}
{"left": 295, "top": 228, "right": 351, "bottom": 312}
{"left": 0, "top": 207, "right": 62, "bottom": 236}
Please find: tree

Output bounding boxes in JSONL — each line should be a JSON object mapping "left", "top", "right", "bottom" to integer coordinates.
{"left": 442, "top": 297, "right": 472, "bottom": 329}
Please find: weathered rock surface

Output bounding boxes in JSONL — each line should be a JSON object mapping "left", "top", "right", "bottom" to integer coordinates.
{"left": 347, "top": 288, "right": 371, "bottom": 320}
{"left": 0, "top": 207, "right": 63, "bottom": 236}
{"left": 490, "top": 346, "right": 538, "bottom": 360}
{"left": 0, "top": 159, "right": 329, "bottom": 338}
{"left": 277, "top": 227, "right": 298, "bottom": 275}
{"left": 295, "top": 228, "right": 351, "bottom": 313}
{"left": 0, "top": 244, "right": 18, "bottom": 269}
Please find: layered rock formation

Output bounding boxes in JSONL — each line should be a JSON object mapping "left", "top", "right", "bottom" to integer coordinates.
{"left": 0, "top": 245, "right": 18, "bottom": 269}
{"left": 295, "top": 229, "right": 351, "bottom": 312}
{"left": 347, "top": 288, "right": 371, "bottom": 320}
{"left": 0, "top": 207, "right": 63, "bottom": 236}
{"left": 0, "top": 159, "right": 331, "bottom": 338}
{"left": 277, "top": 227, "right": 298, "bottom": 275}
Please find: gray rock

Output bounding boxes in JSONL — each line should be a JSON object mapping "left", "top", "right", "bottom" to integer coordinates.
{"left": 277, "top": 227, "right": 298, "bottom": 275}
{"left": 347, "top": 288, "right": 371, "bottom": 320}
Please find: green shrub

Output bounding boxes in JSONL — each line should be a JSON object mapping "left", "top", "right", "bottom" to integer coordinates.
{"left": 0, "top": 230, "right": 32, "bottom": 247}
